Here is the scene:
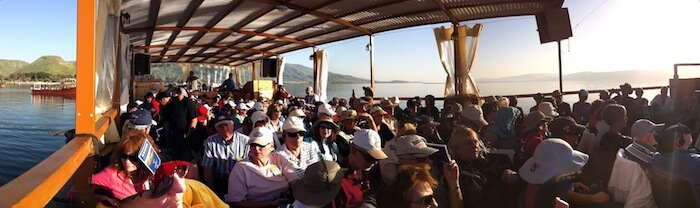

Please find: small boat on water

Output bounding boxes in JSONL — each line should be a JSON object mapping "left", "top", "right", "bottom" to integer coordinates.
{"left": 31, "top": 79, "right": 77, "bottom": 97}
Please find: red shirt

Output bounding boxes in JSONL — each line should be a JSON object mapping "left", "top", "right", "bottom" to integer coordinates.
{"left": 524, "top": 183, "right": 542, "bottom": 208}
{"left": 151, "top": 99, "right": 160, "bottom": 117}
{"left": 524, "top": 131, "right": 545, "bottom": 157}
{"left": 337, "top": 171, "right": 366, "bottom": 208}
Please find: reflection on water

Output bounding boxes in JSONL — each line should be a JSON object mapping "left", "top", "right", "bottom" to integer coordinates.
{"left": 0, "top": 88, "right": 75, "bottom": 186}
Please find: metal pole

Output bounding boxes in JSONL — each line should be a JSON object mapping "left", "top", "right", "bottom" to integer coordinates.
{"left": 558, "top": 40, "right": 563, "bottom": 92}
{"left": 369, "top": 35, "right": 375, "bottom": 92}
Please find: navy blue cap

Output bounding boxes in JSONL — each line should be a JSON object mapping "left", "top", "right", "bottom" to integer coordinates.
{"left": 131, "top": 108, "right": 154, "bottom": 125}
{"left": 213, "top": 113, "right": 234, "bottom": 126}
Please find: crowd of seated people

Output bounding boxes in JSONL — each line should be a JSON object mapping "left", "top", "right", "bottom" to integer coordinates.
{"left": 88, "top": 81, "right": 700, "bottom": 208}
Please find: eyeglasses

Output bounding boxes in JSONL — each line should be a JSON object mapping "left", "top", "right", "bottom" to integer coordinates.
{"left": 120, "top": 153, "right": 139, "bottom": 162}
{"left": 411, "top": 195, "right": 435, "bottom": 207}
{"left": 286, "top": 131, "right": 306, "bottom": 137}
{"left": 250, "top": 143, "right": 270, "bottom": 148}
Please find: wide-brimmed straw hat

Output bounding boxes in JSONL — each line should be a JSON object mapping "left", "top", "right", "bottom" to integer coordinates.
{"left": 519, "top": 138, "right": 588, "bottom": 184}
{"left": 339, "top": 109, "right": 358, "bottom": 122}
{"left": 293, "top": 161, "right": 344, "bottom": 207}
{"left": 523, "top": 111, "right": 552, "bottom": 132}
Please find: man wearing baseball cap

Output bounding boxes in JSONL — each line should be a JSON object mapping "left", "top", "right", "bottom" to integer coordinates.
{"left": 625, "top": 119, "right": 662, "bottom": 169}
{"left": 201, "top": 113, "right": 250, "bottom": 196}
{"left": 333, "top": 129, "right": 388, "bottom": 208}
{"left": 549, "top": 116, "right": 587, "bottom": 147}
{"left": 273, "top": 116, "right": 321, "bottom": 177}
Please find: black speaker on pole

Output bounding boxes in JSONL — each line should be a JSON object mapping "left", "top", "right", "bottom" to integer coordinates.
{"left": 134, "top": 53, "right": 151, "bottom": 75}
{"left": 535, "top": 8, "right": 573, "bottom": 44}
{"left": 261, "top": 58, "right": 278, "bottom": 78}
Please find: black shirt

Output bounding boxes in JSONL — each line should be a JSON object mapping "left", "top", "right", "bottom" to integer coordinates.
{"left": 161, "top": 97, "right": 197, "bottom": 132}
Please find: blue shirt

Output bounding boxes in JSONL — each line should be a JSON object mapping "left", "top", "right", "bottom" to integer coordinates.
{"left": 221, "top": 78, "right": 236, "bottom": 91}
{"left": 651, "top": 150, "right": 700, "bottom": 200}
{"left": 201, "top": 132, "right": 250, "bottom": 181}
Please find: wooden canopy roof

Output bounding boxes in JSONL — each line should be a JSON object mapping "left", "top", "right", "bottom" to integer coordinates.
{"left": 122, "top": 0, "right": 564, "bottom": 66}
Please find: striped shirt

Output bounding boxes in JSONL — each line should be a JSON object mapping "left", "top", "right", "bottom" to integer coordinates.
{"left": 624, "top": 141, "right": 656, "bottom": 166}
{"left": 226, "top": 154, "right": 299, "bottom": 203}
{"left": 273, "top": 141, "right": 322, "bottom": 177}
{"left": 201, "top": 132, "right": 250, "bottom": 181}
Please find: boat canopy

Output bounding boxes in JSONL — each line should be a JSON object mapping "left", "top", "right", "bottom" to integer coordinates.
{"left": 122, "top": 0, "right": 564, "bottom": 66}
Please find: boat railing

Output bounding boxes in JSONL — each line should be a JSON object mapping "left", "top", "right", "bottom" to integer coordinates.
{"left": 0, "top": 108, "right": 117, "bottom": 207}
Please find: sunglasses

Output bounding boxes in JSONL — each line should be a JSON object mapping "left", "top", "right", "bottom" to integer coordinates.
{"left": 286, "top": 131, "right": 306, "bottom": 137}
{"left": 250, "top": 143, "right": 270, "bottom": 148}
{"left": 120, "top": 153, "right": 139, "bottom": 162}
{"left": 412, "top": 195, "right": 435, "bottom": 207}
{"left": 151, "top": 165, "right": 188, "bottom": 198}
{"left": 320, "top": 124, "right": 334, "bottom": 130}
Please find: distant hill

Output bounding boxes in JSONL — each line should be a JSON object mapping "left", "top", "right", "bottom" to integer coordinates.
{"left": 0, "top": 59, "right": 29, "bottom": 76}
{"left": 16, "top": 56, "right": 76, "bottom": 76}
{"left": 479, "top": 70, "right": 672, "bottom": 83}
{"left": 283, "top": 63, "right": 369, "bottom": 83}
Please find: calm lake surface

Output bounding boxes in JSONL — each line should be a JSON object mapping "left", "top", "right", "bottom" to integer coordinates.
{"left": 0, "top": 79, "right": 667, "bottom": 186}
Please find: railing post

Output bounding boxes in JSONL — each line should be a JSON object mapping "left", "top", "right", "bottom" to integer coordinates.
{"left": 74, "top": 0, "right": 98, "bottom": 206}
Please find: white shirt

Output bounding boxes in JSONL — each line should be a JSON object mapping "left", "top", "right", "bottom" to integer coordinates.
{"left": 273, "top": 142, "right": 322, "bottom": 177}
{"left": 650, "top": 94, "right": 674, "bottom": 113}
{"left": 226, "top": 154, "right": 299, "bottom": 203}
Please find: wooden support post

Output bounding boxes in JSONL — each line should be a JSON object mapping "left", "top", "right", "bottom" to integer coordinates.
{"left": 369, "top": 35, "right": 375, "bottom": 92}
{"left": 73, "top": 0, "right": 97, "bottom": 206}
{"left": 252, "top": 61, "right": 258, "bottom": 81}
{"left": 558, "top": 40, "right": 563, "bottom": 93}
{"left": 312, "top": 48, "right": 319, "bottom": 94}
{"left": 453, "top": 25, "right": 468, "bottom": 95}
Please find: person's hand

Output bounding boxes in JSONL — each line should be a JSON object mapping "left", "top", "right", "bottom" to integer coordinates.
{"left": 500, "top": 169, "right": 518, "bottom": 184}
{"left": 572, "top": 182, "right": 590, "bottom": 193}
{"left": 443, "top": 160, "right": 460, "bottom": 188}
{"left": 590, "top": 192, "right": 610, "bottom": 204}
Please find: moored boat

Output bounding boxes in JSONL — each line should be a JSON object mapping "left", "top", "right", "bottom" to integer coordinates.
{"left": 31, "top": 80, "right": 77, "bottom": 97}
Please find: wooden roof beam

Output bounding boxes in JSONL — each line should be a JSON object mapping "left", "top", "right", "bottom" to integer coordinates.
{"left": 150, "top": 54, "right": 254, "bottom": 62}
{"left": 144, "top": 0, "right": 163, "bottom": 53}
{"left": 432, "top": 0, "right": 460, "bottom": 26}
{"left": 125, "top": 27, "right": 315, "bottom": 47}
{"left": 229, "top": 0, "right": 342, "bottom": 52}
{"left": 243, "top": 0, "right": 403, "bottom": 53}
{"left": 176, "top": 0, "right": 245, "bottom": 60}
{"left": 199, "top": 6, "right": 276, "bottom": 63}
{"left": 247, "top": 0, "right": 372, "bottom": 35}
{"left": 135, "top": 44, "right": 278, "bottom": 55}
{"left": 159, "top": 0, "right": 205, "bottom": 61}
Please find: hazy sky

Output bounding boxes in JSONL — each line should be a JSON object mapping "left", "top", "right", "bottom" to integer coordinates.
{"left": 1, "top": 0, "right": 699, "bottom": 82}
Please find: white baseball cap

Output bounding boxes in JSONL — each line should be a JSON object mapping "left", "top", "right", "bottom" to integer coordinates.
{"left": 283, "top": 116, "right": 306, "bottom": 133}
{"left": 253, "top": 102, "right": 264, "bottom": 111}
{"left": 352, "top": 129, "right": 388, "bottom": 160}
{"left": 317, "top": 103, "right": 336, "bottom": 117}
{"left": 236, "top": 103, "right": 249, "bottom": 110}
{"left": 251, "top": 111, "right": 269, "bottom": 124}
{"left": 248, "top": 127, "right": 273, "bottom": 146}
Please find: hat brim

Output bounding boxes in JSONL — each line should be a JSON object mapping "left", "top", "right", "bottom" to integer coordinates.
{"left": 247, "top": 138, "right": 272, "bottom": 146}
{"left": 472, "top": 117, "right": 488, "bottom": 128}
{"left": 339, "top": 116, "right": 357, "bottom": 122}
{"left": 284, "top": 126, "right": 306, "bottom": 133}
{"left": 215, "top": 120, "right": 234, "bottom": 127}
{"left": 313, "top": 120, "right": 339, "bottom": 131}
{"left": 367, "top": 149, "right": 388, "bottom": 160}
{"left": 523, "top": 116, "right": 552, "bottom": 132}
{"left": 404, "top": 147, "right": 439, "bottom": 158}
{"left": 293, "top": 175, "right": 343, "bottom": 207}
{"left": 570, "top": 123, "right": 587, "bottom": 135}
{"left": 518, "top": 150, "right": 588, "bottom": 184}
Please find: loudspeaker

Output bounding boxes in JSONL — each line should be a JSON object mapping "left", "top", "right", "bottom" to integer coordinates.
{"left": 134, "top": 53, "right": 151, "bottom": 75}
{"left": 536, "top": 8, "right": 573, "bottom": 44}
{"left": 261, "top": 58, "right": 277, "bottom": 78}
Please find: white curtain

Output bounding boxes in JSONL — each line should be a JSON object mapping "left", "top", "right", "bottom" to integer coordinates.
{"left": 314, "top": 50, "right": 329, "bottom": 102}
{"left": 464, "top": 24, "right": 483, "bottom": 97}
{"left": 119, "top": 33, "right": 131, "bottom": 112}
{"left": 277, "top": 57, "right": 286, "bottom": 85}
{"left": 433, "top": 27, "right": 455, "bottom": 96}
